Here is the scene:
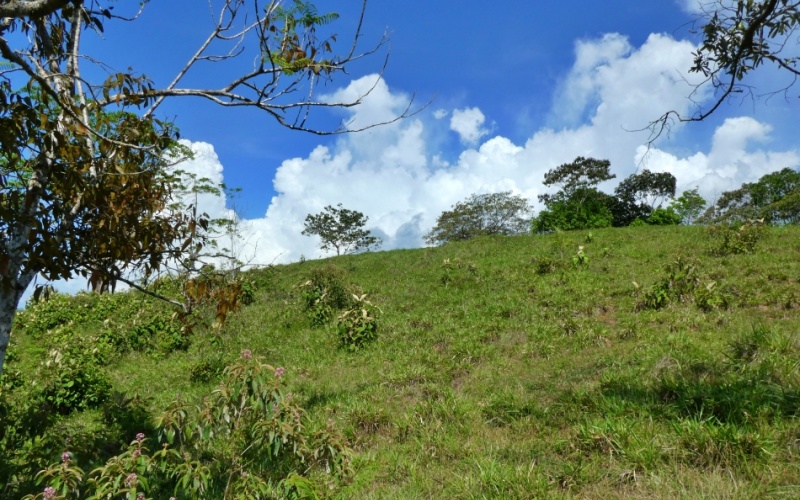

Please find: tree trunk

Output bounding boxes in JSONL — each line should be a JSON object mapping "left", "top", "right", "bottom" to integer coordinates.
{"left": 0, "top": 285, "right": 23, "bottom": 380}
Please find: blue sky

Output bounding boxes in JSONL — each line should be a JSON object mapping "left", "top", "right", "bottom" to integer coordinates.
{"left": 69, "top": 1, "right": 800, "bottom": 266}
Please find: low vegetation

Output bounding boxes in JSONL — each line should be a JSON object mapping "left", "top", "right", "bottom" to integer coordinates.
{"left": 3, "top": 224, "right": 800, "bottom": 498}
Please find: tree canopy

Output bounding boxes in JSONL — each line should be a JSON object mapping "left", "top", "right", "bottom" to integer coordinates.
{"left": 612, "top": 170, "right": 677, "bottom": 226}
{"left": 0, "top": 0, "right": 403, "bottom": 378}
{"left": 533, "top": 157, "right": 617, "bottom": 232}
{"left": 425, "top": 192, "right": 532, "bottom": 245}
{"left": 302, "top": 204, "right": 382, "bottom": 256}
{"left": 700, "top": 168, "right": 800, "bottom": 224}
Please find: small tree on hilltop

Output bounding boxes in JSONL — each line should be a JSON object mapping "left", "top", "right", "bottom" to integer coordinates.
{"left": 302, "top": 204, "right": 382, "bottom": 256}
{"left": 533, "top": 157, "right": 616, "bottom": 232}
{"left": 613, "top": 170, "right": 677, "bottom": 226}
{"left": 670, "top": 188, "right": 707, "bottom": 225}
{"left": 425, "top": 191, "right": 532, "bottom": 245}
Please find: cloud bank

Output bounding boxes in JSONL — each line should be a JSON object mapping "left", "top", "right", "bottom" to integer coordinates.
{"left": 173, "top": 31, "right": 796, "bottom": 266}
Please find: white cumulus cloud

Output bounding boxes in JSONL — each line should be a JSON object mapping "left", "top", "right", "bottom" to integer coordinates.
{"left": 178, "top": 33, "right": 797, "bottom": 266}
{"left": 450, "top": 107, "right": 490, "bottom": 145}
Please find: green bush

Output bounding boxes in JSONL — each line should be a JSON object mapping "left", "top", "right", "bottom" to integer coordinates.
{"left": 336, "top": 295, "right": 380, "bottom": 351}
{"left": 646, "top": 207, "right": 682, "bottom": 225}
{"left": 25, "top": 352, "right": 352, "bottom": 499}
{"left": 299, "top": 264, "right": 354, "bottom": 327}
{"left": 128, "top": 316, "right": 189, "bottom": 354}
{"left": 189, "top": 355, "right": 227, "bottom": 383}
{"left": 708, "top": 221, "right": 767, "bottom": 256}
{"left": 40, "top": 349, "right": 112, "bottom": 415}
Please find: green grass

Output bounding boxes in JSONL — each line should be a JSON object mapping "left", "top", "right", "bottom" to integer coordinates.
{"left": 6, "top": 225, "right": 800, "bottom": 497}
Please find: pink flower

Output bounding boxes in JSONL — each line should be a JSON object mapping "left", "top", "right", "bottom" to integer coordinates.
{"left": 241, "top": 349, "right": 253, "bottom": 359}
{"left": 61, "top": 452, "right": 71, "bottom": 463}
{"left": 132, "top": 449, "right": 141, "bottom": 458}
{"left": 136, "top": 494, "right": 145, "bottom": 500}
{"left": 43, "top": 487, "right": 57, "bottom": 500}
{"left": 274, "top": 366, "right": 285, "bottom": 378}
{"left": 125, "top": 473, "right": 138, "bottom": 488}
{"left": 135, "top": 432, "right": 145, "bottom": 443}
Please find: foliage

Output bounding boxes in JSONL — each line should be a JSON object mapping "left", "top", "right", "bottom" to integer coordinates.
{"left": 539, "top": 157, "right": 617, "bottom": 205}
{"left": 612, "top": 170, "right": 677, "bottom": 226}
{"left": 701, "top": 168, "right": 800, "bottom": 224}
{"left": 708, "top": 220, "right": 767, "bottom": 256}
{"left": 23, "top": 352, "right": 352, "bottom": 499}
{"left": 439, "top": 258, "right": 479, "bottom": 286}
{"left": 572, "top": 246, "right": 589, "bottom": 266}
{"left": 635, "top": 255, "right": 730, "bottom": 311}
{"left": 40, "top": 348, "right": 111, "bottom": 415}
{"left": 534, "top": 157, "right": 617, "bottom": 232}
{"left": 336, "top": 295, "right": 380, "bottom": 351}
{"left": 298, "top": 264, "right": 353, "bottom": 327}
{"left": 671, "top": 188, "right": 707, "bottom": 225}
{"left": 302, "top": 204, "right": 382, "bottom": 256}
{"left": 645, "top": 206, "right": 682, "bottom": 226}
{"left": 425, "top": 192, "right": 532, "bottom": 245}
{"left": 532, "top": 188, "right": 615, "bottom": 232}
{"left": 189, "top": 356, "right": 227, "bottom": 384}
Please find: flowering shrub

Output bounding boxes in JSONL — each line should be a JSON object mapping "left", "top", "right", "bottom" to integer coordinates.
{"left": 22, "top": 352, "right": 352, "bottom": 499}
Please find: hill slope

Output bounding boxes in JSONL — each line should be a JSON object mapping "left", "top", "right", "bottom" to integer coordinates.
{"left": 5, "top": 225, "right": 800, "bottom": 498}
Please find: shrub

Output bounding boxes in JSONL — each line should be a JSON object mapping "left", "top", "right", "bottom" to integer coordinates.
{"left": 299, "top": 264, "right": 354, "bottom": 327}
{"left": 708, "top": 221, "right": 766, "bottom": 256}
{"left": 25, "top": 352, "right": 353, "bottom": 499}
{"left": 336, "top": 295, "right": 380, "bottom": 351}
{"left": 646, "top": 207, "right": 682, "bottom": 225}
{"left": 189, "top": 355, "right": 227, "bottom": 383}
{"left": 40, "top": 349, "right": 112, "bottom": 415}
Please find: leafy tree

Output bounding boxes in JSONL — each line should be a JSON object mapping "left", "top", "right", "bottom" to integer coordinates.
{"left": 651, "top": 0, "right": 800, "bottom": 137}
{"left": 671, "top": 188, "right": 707, "bottom": 225}
{"left": 425, "top": 191, "right": 532, "bottom": 245}
{"left": 700, "top": 168, "right": 800, "bottom": 224}
{"left": 533, "top": 157, "right": 616, "bottom": 232}
{"left": 538, "top": 157, "right": 617, "bottom": 206}
{"left": 0, "top": 0, "right": 407, "bottom": 378}
{"left": 532, "top": 189, "right": 615, "bottom": 233}
{"left": 645, "top": 206, "right": 682, "bottom": 226}
{"left": 302, "top": 204, "right": 382, "bottom": 256}
{"left": 613, "top": 170, "right": 677, "bottom": 226}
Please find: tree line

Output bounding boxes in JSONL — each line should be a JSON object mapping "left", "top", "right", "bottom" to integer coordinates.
{"left": 304, "top": 158, "right": 800, "bottom": 252}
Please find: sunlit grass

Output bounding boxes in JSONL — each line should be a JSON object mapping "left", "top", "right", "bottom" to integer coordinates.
{"left": 9, "top": 224, "right": 800, "bottom": 497}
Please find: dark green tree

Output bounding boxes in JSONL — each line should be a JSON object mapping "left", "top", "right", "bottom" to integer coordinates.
{"left": 538, "top": 157, "right": 617, "bottom": 206}
{"left": 303, "top": 204, "right": 382, "bottom": 255}
{"left": 613, "top": 170, "right": 677, "bottom": 226}
{"left": 425, "top": 192, "right": 532, "bottom": 245}
{"left": 533, "top": 157, "right": 616, "bottom": 232}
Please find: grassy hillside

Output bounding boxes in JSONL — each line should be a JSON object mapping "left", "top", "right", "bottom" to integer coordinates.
{"left": 4, "top": 225, "right": 800, "bottom": 498}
